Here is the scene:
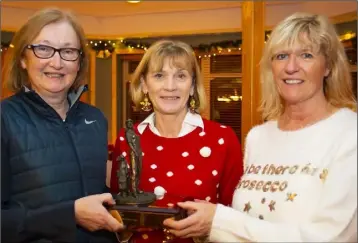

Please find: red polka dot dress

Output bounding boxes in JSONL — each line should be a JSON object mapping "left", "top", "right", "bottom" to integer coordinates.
{"left": 110, "top": 119, "right": 243, "bottom": 243}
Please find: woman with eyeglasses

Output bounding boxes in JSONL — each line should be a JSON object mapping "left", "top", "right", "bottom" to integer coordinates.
{"left": 1, "top": 8, "right": 123, "bottom": 243}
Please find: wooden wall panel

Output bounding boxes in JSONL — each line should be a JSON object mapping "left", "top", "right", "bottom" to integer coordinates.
{"left": 241, "top": 1, "right": 265, "bottom": 145}
{"left": 201, "top": 57, "right": 211, "bottom": 119}
{"left": 1, "top": 49, "right": 14, "bottom": 99}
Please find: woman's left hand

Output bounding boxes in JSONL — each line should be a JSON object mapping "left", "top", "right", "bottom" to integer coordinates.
{"left": 163, "top": 201, "right": 217, "bottom": 238}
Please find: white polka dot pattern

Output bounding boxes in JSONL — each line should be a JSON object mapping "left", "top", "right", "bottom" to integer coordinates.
{"left": 154, "top": 186, "right": 166, "bottom": 200}
{"left": 200, "top": 146, "right": 211, "bottom": 157}
{"left": 119, "top": 120, "right": 236, "bottom": 212}
{"left": 187, "top": 164, "right": 194, "bottom": 170}
{"left": 156, "top": 195, "right": 164, "bottom": 200}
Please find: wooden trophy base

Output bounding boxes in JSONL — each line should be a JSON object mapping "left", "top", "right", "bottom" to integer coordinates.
{"left": 108, "top": 193, "right": 188, "bottom": 231}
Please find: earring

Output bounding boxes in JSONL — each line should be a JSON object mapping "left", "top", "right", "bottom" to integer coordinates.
{"left": 140, "top": 93, "right": 152, "bottom": 112}
{"left": 189, "top": 96, "right": 196, "bottom": 113}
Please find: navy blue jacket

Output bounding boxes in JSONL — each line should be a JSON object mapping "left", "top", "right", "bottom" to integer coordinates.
{"left": 1, "top": 87, "right": 116, "bottom": 242}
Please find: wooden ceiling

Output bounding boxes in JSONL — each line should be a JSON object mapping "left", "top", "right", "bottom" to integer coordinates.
{"left": 1, "top": 1, "right": 300, "bottom": 17}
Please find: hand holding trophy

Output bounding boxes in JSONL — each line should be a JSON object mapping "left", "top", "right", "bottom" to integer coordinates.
{"left": 108, "top": 119, "right": 188, "bottom": 242}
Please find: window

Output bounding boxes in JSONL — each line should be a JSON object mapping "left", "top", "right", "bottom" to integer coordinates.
{"left": 343, "top": 37, "right": 357, "bottom": 99}
{"left": 126, "top": 82, "right": 149, "bottom": 124}
{"left": 210, "top": 55, "right": 242, "bottom": 73}
{"left": 129, "top": 60, "right": 140, "bottom": 74}
{"left": 126, "top": 60, "right": 148, "bottom": 124}
{"left": 210, "top": 77, "right": 242, "bottom": 141}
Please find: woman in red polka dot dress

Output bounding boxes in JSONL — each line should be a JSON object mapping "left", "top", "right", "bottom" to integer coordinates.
{"left": 110, "top": 40, "right": 244, "bottom": 243}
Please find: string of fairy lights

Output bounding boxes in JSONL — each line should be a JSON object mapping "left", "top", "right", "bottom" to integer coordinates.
{"left": 1, "top": 32, "right": 356, "bottom": 60}
{"left": 85, "top": 38, "right": 244, "bottom": 58}
{"left": 0, "top": 38, "right": 245, "bottom": 58}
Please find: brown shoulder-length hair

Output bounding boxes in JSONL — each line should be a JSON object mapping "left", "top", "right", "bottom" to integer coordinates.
{"left": 130, "top": 39, "right": 207, "bottom": 113}
{"left": 4, "top": 8, "right": 89, "bottom": 92}
{"left": 260, "top": 12, "right": 356, "bottom": 121}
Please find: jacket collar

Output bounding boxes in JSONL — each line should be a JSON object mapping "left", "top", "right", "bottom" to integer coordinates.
{"left": 21, "top": 85, "right": 88, "bottom": 121}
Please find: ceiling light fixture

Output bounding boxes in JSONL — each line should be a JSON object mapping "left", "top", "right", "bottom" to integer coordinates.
{"left": 127, "top": 0, "right": 141, "bottom": 3}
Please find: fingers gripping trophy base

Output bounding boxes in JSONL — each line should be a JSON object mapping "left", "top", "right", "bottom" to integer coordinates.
{"left": 108, "top": 200, "right": 188, "bottom": 231}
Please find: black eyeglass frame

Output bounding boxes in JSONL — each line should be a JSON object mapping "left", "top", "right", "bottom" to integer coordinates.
{"left": 26, "top": 44, "right": 82, "bottom": 62}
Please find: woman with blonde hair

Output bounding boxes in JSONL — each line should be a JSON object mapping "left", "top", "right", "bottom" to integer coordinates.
{"left": 164, "top": 13, "right": 357, "bottom": 242}
{"left": 1, "top": 8, "right": 122, "bottom": 243}
{"left": 110, "top": 40, "right": 244, "bottom": 242}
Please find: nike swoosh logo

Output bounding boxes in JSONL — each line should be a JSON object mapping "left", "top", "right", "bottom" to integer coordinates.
{"left": 85, "top": 119, "right": 97, "bottom": 125}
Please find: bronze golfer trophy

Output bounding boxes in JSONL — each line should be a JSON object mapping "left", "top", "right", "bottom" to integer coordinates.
{"left": 107, "top": 119, "right": 187, "bottom": 241}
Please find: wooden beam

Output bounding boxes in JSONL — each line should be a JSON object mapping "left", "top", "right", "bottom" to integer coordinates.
{"left": 1, "top": 49, "right": 14, "bottom": 99}
{"left": 111, "top": 53, "right": 118, "bottom": 144}
{"left": 89, "top": 50, "right": 96, "bottom": 106}
{"left": 1, "top": 10, "right": 355, "bottom": 40}
{"left": 122, "top": 61, "right": 130, "bottom": 126}
{"left": 81, "top": 28, "right": 245, "bottom": 40}
{"left": 241, "top": 1, "right": 265, "bottom": 145}
{"left": 330, "top": 11, "right": 357, "bottom": 24}
{"left": 201, "top": 57, "right": 211, "bottom": 120}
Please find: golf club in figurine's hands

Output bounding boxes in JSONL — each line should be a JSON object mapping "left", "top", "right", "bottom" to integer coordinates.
{"left": 107, "top": 119, "right": 191, "bottom": 232}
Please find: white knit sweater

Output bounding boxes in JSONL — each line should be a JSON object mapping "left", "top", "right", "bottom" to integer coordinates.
{"left": 210, "top": 108, "right": 357, "bottom": 242}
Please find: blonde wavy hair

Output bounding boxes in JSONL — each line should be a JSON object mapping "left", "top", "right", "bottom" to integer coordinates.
{"left": 260, "top": 12, "right": 356, "bottom": 121}
{"left": 130, "top": 39, "right": 207, "bottom": 113}
{"left": 4, "top": 8, "right": 89, "bottom": 93}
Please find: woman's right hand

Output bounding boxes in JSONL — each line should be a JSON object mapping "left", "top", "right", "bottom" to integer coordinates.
{"left": 74, "top": 193, "right": 124, "bottom": 232}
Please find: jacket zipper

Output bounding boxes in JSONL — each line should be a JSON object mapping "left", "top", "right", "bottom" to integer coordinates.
{"left": 62, "top": 88, "right": 88, "bottom": 196}
{"left": 63, "top": 120, "right": 88, "bottom": 196}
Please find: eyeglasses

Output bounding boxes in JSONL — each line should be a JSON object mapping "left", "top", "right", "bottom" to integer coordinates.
{"left": 26, "top": 44, "right": 82, "bottom": 61}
